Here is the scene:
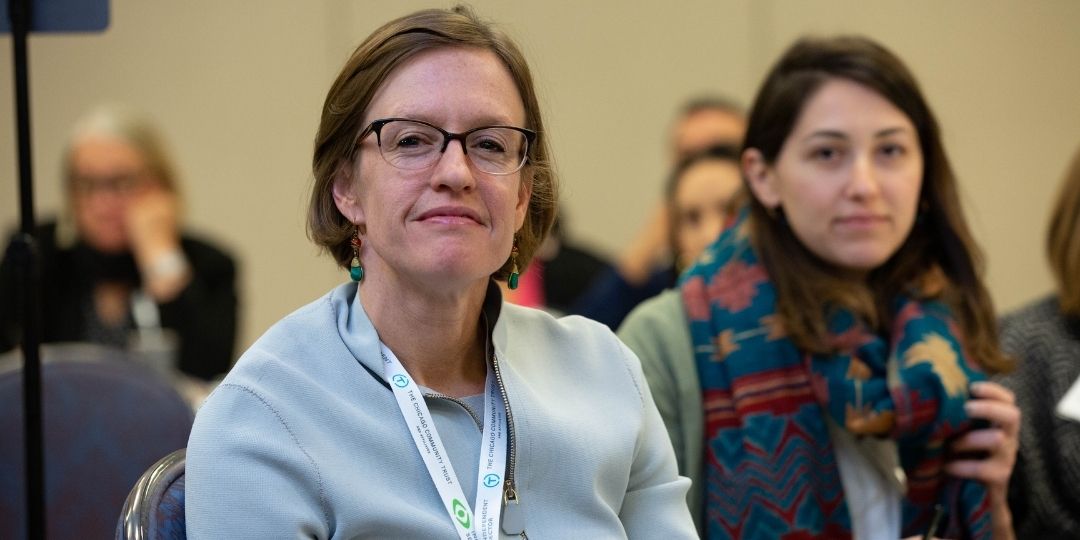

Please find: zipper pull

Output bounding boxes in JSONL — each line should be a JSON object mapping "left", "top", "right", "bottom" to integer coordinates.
{"left": 501, "top": 483, "right": 525, "bottom": 535}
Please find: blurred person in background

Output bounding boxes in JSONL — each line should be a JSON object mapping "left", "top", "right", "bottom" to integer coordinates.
{"left": 568, "top": 98, "right": 746, "bottom": 327}
{"left": 997, "top": 142, "right": 1080, "bottom": 538}
{"left": 501, "top": 209, "right": 612, "bottom": 314}
{"left": 670, "top": 96, "right": 746, "bottom": 162}
{"left": 573, "top": 144, "right": 743, "bottom": 328}
{"left": 0, "top": 105, "right": 238, "bottom": 382}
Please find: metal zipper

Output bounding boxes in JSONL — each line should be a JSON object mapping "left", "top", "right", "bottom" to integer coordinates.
{"left": 481, "top": 311, "right": 518, "bottom": 500}
{"left": 492, "top": 348, "right": 527, "bottom": 538}
{"left": 490, "top": 351, "right": 516, "bottom": 493}
{"left": 482, "top": 310, "right": 525, "bottom": 537}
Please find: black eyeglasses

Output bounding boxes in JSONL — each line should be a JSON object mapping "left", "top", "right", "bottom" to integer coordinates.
{"left": 355, "top": 118, "right": 536, "bottom": 175}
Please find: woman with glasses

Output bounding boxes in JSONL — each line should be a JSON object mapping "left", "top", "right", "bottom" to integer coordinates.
{"left": 0, "top": 105, "right": 237, "bottom": 382}
{"left": 619, "top": 36, "right": 1020, "bottom": 539}
{"left": 185, "top": 6, "right": 695, "bottom": 539}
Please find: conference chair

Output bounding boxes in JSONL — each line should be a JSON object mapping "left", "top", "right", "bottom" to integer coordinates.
{"left": 116, "top": 448, "right": 186, "bottom": 540}
{"left": 0, "top": 344, "right": 194, "bottom": 539}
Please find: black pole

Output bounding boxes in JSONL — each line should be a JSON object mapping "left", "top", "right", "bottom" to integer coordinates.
{"left": 8, "top": 0, "right": 46, "bottom": 537}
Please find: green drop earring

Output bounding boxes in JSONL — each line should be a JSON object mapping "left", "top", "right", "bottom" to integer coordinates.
{"left": 507, "top": 241, "right": 520, "bottom": 290}
{"left": 350, "top": 229, "right": 364, "bottom": 282}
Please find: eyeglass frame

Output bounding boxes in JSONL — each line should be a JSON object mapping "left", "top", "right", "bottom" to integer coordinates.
{"left": 353, "top": 117, "right": 537, "bottom": 176}
{"left": 69, "top": 170, "right": 154, "bottom": 196}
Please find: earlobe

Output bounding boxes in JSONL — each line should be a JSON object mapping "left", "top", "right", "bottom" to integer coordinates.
{"left": 332, "top": 163, "right": 365, "bottom": 224}
{"left": 742, "top": 148, "right": 781, "bottom": 209}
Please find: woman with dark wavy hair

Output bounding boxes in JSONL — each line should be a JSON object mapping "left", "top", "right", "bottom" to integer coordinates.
{"left": 621, "top": 35, "right": 1019, "bottom": 539}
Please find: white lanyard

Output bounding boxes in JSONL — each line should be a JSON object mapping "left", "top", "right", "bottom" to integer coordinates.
{"left": 380, "top": 343, "right": 508, "bottom": 540}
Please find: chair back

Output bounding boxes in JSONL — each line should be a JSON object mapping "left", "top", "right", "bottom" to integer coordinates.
{"left": 116, "top": 448, "right": 186, "bottom": 540}
{"left": 0, "top": 344, "right": 194, "bottom": 540}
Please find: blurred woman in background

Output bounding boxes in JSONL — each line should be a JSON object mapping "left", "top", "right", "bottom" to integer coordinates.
{"left": 573, "top": 144, "right": 743, "bottom": 328}
{"left": 997, "top": 143, "right": 1080, "bottom": 538}
{"left": 0, "top": 105, "right": 237, "bottom": 381}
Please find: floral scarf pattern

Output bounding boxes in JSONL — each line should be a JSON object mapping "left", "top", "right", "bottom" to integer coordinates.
{"left": 681, "top": 212, "right": 991, "bottom": 539}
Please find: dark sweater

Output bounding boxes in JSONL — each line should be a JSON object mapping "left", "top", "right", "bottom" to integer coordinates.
{"left": 997, "top": 295, "right": 1080, "bottom": 539}
{"left": 0, "top": 221, "right": 238, "bottom": 381}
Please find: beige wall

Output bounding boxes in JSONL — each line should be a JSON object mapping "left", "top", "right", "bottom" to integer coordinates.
{"left": 2, "top": 1, "right": 1078, "bottom": 355}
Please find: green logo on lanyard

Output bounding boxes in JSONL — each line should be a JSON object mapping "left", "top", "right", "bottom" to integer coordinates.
{"left": 452, "top": 498, "right": 472, "bottom": 529}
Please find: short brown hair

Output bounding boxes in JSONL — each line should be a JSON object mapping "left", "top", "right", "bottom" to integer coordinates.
{"left": 1048, "top": 145, "right": 1080, "bottom": 315}
{"left": 742, "top": 36, "right": 1011, "bottom": 373}
{"left": 307, "top": 6, "right": 557, "bottom": 281}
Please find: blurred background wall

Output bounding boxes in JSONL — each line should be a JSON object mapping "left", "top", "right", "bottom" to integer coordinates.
{"left": 2, "top": 0, "right": 1078, "bottom": 354}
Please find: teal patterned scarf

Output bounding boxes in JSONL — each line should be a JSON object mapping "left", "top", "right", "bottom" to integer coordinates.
{"left": 682, "top": 211, "right": 991, "bottom": 539}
